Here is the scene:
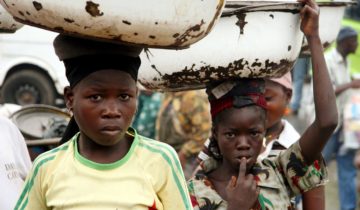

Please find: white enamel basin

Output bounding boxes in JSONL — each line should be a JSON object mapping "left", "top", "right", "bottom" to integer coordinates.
{"left": 0, "top": 0, "right": 225, "bottom": 48}
{"left": 300, "top": 1, "right": 355, "bottom": 55}
{"left": 0, "top": 4, "right": 22, "bottom": 33}
{"left": 138, "top": 1, "right": 304, "bottom": 91}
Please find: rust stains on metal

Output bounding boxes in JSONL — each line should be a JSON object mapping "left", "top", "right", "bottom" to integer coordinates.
{"left": 172, "top": 20, "right": 205, "bottom": 46}
{"left": 323, "top": 42, "right": 331, "bottom": 49}
{"left": 85, "top": 1, "right": 104, "bottom": 17}
{"left": 151, "top": 65, "right": 163, "bottom": 77}
{"left": 251, "top": 59, "right": 262, "bottom": 67}
{"left": 112, "top": 35, "right": 123, "bottom": 41}
{"left": 235, "top": 13, "right": 247, "bottom": 35}
{"left": 54, "top": 26, "right": 65, "bottom": 32}
{"left": 156, "top": 59, "right": 295, "bottom": 89}
{"left": 2, "top": 0, "right": 9, "bottom": 8}
{"left": 122, "top": 20, "right": 131, "bottom": 25}
{"left": 32, "top": 1, "right": 42, "bottom": 11}
{"left": 205, "top": 0, "right": 225, "bottom": 35}
{"left": 64, "top": 18, "right": 74, "bottom": 23}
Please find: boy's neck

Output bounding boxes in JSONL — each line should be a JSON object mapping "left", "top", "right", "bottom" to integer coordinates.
{"left": 77, "top": 133, "right": 133, "bottom": 164}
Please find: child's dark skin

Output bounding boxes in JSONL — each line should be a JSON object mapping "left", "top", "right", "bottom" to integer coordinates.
{"left": 64, "top": 69, "right": 138, "bottom": 163}
{"left": 207, "top": 0, "right": 338, "bottom": 208}
{"left": 264, "top": 80, "right": 292, "bottom": 145}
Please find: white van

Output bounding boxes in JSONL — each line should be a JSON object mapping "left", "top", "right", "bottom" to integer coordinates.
{"left": 0, "top": 26, "right": 68, "bottom": 106}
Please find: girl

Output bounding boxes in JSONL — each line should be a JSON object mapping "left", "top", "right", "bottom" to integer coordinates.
{"left": 189, "top": 0, "right": 338, "bottom": 209}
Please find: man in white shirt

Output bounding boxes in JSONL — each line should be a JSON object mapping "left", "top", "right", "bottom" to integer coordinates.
{"left": 322, "top": 26, "right": 360, "bottom": 210}
{"left": 0, "top": 116, "right": 32, "bottom": 210}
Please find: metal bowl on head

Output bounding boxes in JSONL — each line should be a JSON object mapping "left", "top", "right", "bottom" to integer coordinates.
{"left": 0, "top": 0, "right": 225, "bottom": 49}
{"left": 0, "top": 4, "right": 22, "bottom": 33}
{"left": 300, "top": 0, "right": 356, "bottom": 56}
{"left": 138, "top": 1, "right": 304, "bottom": 91}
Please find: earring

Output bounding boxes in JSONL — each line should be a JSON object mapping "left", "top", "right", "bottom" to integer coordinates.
{"left": 262, "top": 137, "right": 267, "bottom": 147}
{"left": 208, "top": 138, "right": 222, "bottom": 160}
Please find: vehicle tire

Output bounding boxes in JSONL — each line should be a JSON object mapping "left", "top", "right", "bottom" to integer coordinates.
{"left": 1, "top": 69, "right": 57, "bottom": 106}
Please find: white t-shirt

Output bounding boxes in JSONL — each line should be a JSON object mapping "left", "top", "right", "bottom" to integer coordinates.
{"left": 259, "top": 119, "right": 300, "bottom": 159}
{"left": 0, "top": 117, "right": 32, "bottom": 210}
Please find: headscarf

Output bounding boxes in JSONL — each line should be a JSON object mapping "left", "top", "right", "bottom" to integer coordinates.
{"left": 53, "top": 35, "right": 143, "bottom": 87}
{"left": 206, "top": 78, "right": 267, "bottom": 119}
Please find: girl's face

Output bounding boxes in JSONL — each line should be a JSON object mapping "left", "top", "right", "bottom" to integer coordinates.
{"left": 214, "top": 106, "right": 266, "bottom": 172}
{"left": 264, "top": 80, "right": 292, "bottom": 129}
{"left": 65, "top": 69, "right": 138, "bottom": 146}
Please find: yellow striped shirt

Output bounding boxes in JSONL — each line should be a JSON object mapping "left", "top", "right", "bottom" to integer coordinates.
{"left": 15, "top": 129, "right": 192, "bottom": 210}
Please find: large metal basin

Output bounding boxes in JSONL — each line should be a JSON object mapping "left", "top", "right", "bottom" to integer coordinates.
{"left": 300, "top": 1, "right": 355, "bottom": 55}
{"left": 0, "top": 4, "right": 22, "bottom": 33}
{"left": 138, "top": 1, "right": 303, "bottom": 91}
{"left": 0, "top": 0, "right": 225, "bottom": 48}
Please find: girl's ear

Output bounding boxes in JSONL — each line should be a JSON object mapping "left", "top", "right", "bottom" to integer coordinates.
{"left": 135, "top": 86, "right": 139, "bottom": 97}
{"left": 285, "top": 89, "right": 293, "bottom": 105}
{"left": 211, "top": 126, "right": 218, "bottom": 141}
{"left": 64, "top": 86, "right": 74, "bottom": 111}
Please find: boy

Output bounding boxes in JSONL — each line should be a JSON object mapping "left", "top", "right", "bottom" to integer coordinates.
{"left": 15, "top": 35, "right": 192, "bottom": 210}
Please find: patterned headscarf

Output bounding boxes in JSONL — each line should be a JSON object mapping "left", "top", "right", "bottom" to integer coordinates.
{"left": 206, "top": 78, "right": 267, "bottom": 118}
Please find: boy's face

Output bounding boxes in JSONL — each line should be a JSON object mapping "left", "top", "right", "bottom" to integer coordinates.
{"left": 214, "top": 106, "right": 266, "bottom": 173}
{"left": 342, "top": 36, "right": 359, "bottom": 54}
{"left": 65, "top": 69, "right": 138, "bottom": 146}
{"left": 264, "top": 80, "right": 292, "bottom": 129}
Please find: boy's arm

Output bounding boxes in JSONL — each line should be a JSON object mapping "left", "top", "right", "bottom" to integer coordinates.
{"left": 297, "top": 0, "right": 338, "bottom": 164}
{"left": 14, "top": 160, "right": 47, "bottom": 210}
{"left": 157, "top": 146, "right": 193, "bottom": 210}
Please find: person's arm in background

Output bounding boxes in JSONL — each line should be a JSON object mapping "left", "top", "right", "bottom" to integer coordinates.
{"left": 334, "top": 79, "right": 360, "bottom": 96}
{"left": 176, "top": 90, "right": 211, "bottom": 168}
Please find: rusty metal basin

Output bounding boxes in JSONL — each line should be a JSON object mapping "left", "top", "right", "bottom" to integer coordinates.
{"left": 300, "top": 1, "right": 355, "bottom": 56}
{"left": 10, "top": 104, "right": 70, "bottom": 140}
{"left": 138, "top": 1, "right": 303, "bottom": 91}
{"left": 0, "top": 4, "right": 22, "bottom": 33}
{"left": 0, "top": 0, "right": 225, "bottom": 49}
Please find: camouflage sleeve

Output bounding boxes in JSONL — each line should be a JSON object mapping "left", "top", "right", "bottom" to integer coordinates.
{"left": 275, "top": 141, "right": 328, "bottom": 197}
{"left": 176, "top": 91, "right": 212, "bottom": 157}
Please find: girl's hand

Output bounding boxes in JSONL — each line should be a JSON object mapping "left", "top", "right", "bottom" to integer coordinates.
{"left": 226, "top": 158, "right": 259, "bottom": 210}
{"left": 299, "top": 0, "right": 320, "bottom": 38}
